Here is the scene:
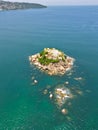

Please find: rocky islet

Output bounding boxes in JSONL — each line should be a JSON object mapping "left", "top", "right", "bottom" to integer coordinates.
{"left": 29, "top": 48, "right": 74, "bottom": 75}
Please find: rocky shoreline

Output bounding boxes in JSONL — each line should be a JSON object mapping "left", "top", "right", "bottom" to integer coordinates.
{"left": 29, "top": 48, "right": 74, "bottom": 75}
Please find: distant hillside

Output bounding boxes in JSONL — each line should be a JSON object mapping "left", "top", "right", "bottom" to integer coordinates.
{"left": 0, "top": 0, "right": 47, "bottom": 11}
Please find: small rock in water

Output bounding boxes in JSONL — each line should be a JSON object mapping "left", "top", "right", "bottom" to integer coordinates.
{"left": 74, "top": 77, "right": 82, "bottom": 81}
{"left": 76, "top": 90, "right": 83, "bottom": 95}
{"left": 34, "top": 80, "right": 38, "bottom": 84}
{"left": 67, "top": 72, "right": 72, "bottom": 76}
{"left": 49, "top": 93, "right": 53, "bottom": 99}
{"left": 32, "top": 76, "right": 35, "bottom": 80}
{"left": 54, "top": 87, "right": 72, "bottom": 106}
{"left": 65, "top": 81, "right": 69, "bottom": 85}
{"left": 43, "top": 89, "right": 48, "bottom": 95}
{"left": 46, "top": 85, "right": 51, "bottom": 89}
{"left": 61, "top": 108, "right": 68, "bottom": 115}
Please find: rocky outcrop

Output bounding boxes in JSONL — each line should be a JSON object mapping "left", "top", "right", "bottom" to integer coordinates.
{"left": 29, "top": 48, "right": 74, "bottom": 75}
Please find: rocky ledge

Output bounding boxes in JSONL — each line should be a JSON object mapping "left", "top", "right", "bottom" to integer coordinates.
{"left": 29, "top": 48, "right": 74, "bottom": 75}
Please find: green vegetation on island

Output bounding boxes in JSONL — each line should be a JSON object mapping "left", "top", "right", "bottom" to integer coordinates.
{"left": 38, "top": 48, "right": 66, "bottom": 65}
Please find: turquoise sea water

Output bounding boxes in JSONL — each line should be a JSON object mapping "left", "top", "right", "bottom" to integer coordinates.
{"left": 0, "top": 6, "right": 98, "bottom": 130}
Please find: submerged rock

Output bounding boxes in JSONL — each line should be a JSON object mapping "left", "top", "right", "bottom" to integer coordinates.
{"left": 65, "top": 81, "right": 69, "bottom": 85}
{"left": 66, "top": 116, "right": 72, "bottom": 121}
{"left": 74, "top": 77, "right": 83, "bottom": 81}
{"left": 43, "top": 89, "right": 48, "bottom": 95}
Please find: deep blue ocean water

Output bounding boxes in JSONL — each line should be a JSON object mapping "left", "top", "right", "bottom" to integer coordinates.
{"left": 0, "top": 6, "right": 98, "bottom": 130}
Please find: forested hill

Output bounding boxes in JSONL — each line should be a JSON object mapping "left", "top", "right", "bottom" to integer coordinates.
{"left": 0, "top": 0, "right": 47, "bottom": 11}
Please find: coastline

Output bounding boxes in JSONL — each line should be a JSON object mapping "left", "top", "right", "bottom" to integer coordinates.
{"left": 0, "top": 1, "right": 47, "bottom": 11}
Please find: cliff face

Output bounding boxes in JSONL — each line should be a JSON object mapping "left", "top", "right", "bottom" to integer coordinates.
{"left": 0, "top": 1, "right": 47, "bottom": 11}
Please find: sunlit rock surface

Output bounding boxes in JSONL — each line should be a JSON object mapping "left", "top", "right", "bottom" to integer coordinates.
{"left": 29, "top": 48, "right": 74, "bottom": 75}
{"left": 54, "top": 86, "right": 73, "bottom": 106}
